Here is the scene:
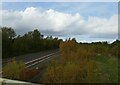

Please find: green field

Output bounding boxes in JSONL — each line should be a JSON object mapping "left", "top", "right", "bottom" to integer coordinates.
{"left": 93, "top": 55, "right": 118, "bottom": 83}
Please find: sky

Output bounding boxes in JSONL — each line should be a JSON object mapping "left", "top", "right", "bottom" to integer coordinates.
{"left": 0, "top": 2, "right": 118, "bottom": 43}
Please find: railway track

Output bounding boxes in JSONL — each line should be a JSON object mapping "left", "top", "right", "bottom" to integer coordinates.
{"left": 25, "top": 52, "right": 58, "bottom": 68}
{"left": 0, "top": 51, "right": 59, "bottom": 77}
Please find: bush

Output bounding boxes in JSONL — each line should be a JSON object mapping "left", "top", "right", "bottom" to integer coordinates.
{"left": 3, "top": 58, "right": 25, "bottom": 80}
{"left": 42, "top": 40, "right": 98, "bottom": 83}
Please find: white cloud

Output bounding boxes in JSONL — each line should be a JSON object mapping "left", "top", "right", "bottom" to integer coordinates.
{"left": 86, "top": 15, "right": 118, "bottom": 38}
{"left": 0, "top": 7, "right": 118, "bottom": 39}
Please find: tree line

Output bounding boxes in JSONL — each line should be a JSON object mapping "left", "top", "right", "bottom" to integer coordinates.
{"left": 1, "top": 26, "right": 120, "bottom": 59}
{"left": 2, "top": 27, "right": 62, "bottom": 58}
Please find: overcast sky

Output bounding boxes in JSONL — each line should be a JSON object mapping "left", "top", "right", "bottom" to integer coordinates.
{"left": 0, "top": 2, "right": 118, "bottom": 43}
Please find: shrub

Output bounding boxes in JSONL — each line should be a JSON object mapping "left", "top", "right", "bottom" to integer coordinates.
{"left": 42, "top": 40, "right": 98, "bottom": 83}
{"left": 3, "top": 58, "right": 25, "bottom": 80}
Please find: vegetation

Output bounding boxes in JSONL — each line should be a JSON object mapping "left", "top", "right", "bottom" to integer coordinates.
{"left": 2, "top": 58, "right": 40, "bottom": 81}
{"left": 3, "top": 58, "right": 25, "bottom": 80}
{"left": 1, "top": 27, "right": 62, "bottom": 58}
{"left": 42, "top": 39, "right": 119, "bottom": 83}
{"left": 1, "top": 26, "right": 119, "bottom": 83}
